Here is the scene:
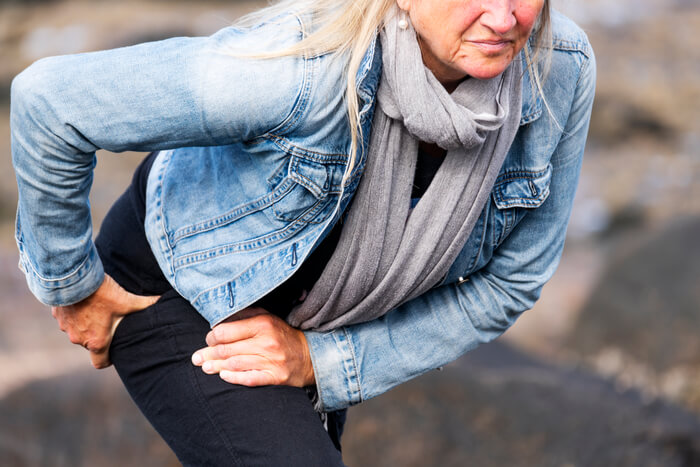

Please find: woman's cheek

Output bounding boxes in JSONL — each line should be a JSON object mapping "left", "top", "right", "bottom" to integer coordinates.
{"left": 518, "top": 0, "right": 545, "bottom": 30}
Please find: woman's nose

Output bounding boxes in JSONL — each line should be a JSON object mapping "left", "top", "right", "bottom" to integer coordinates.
{"left": 480, "top": 0, "right": 518, "bottom": 35}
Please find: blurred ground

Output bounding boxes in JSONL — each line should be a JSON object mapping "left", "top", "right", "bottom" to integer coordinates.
{"left": 0, "top": 0, "right": 699, "bottom": 465}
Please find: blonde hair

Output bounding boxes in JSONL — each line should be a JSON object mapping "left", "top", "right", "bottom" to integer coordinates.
{"left": 237, "top": 0, "right": 553, "bottom": 185}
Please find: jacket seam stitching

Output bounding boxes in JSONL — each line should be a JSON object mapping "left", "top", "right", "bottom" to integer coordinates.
{"left": 495, "top": 168, "right": 550, "bottom": 184}
{"left": 18, "top": 248, "right": 93, "bottom": 285}
{"left": 266, "top": 135, "right": 349, "bottom": 161}
{"left": 574, "top": 51, "right": 591, "bottom": 90}
{"left": 343, "top": 327, "right": 363, "bottom": 404}
{"left": 258, "top": 13, "right": 310, "bottom": 138}
{"left": 171, "top": 180, "right": 293, "bottom": 243}
{"left": 551, "top": 39, "right": 592, "bottom": 59}
{"left": 159, "top": 152, "right": 176, "bottom": 277}
{"left": 175, "top": 213, "right": 313, "bottom": 271}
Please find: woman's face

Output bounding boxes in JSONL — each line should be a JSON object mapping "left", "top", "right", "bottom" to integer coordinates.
{"left": 397, "top": 0, "right": 544, "bottom": 85}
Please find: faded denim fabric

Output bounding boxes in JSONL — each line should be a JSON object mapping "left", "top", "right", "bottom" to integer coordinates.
{"left": 12, "top": 8, "right": 595, "bottom": 412}
{"left": 304, "top": 11, "right": 596, "bottom": 411}
{"left": 11, "top": 12, "right": 380, "bottom": 322}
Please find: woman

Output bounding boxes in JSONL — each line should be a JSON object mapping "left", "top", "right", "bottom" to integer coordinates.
{"left": 11, "top": 0, "right": 595, "bottom": 464}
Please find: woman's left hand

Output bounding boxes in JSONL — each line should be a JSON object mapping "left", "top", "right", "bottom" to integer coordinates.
{"left": 191, "top": 308, "right": 315, "bottom": 388}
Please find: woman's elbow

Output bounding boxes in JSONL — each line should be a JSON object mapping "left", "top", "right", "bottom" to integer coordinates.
{"left": 471, "top": 275, "right": 544, "bottom": 336}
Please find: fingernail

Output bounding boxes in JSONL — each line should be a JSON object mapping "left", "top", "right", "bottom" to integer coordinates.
{"left": 191, "top": 353, "right": 202, "bottom": 365}
{"left": 202, "top": 361, "right": 213, "bottom": 372}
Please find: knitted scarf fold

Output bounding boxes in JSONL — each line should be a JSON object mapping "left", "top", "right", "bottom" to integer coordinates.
{"left": 287, "top": 14, "right": 523, "bottom": 331}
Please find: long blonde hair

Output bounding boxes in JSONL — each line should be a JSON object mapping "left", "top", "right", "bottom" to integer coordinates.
{"left": 237, "top": 0, "right": 553, "bottom": 184}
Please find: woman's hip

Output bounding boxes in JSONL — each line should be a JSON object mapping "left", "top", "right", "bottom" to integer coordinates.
{"left": 109, "top": 291, "right": 345, "bottom": 466}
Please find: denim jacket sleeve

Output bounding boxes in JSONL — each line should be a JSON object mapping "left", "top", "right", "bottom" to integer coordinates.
{"left": 11, "top": 17, "right": 306, "bottom": 306}
{"left": 304, "top": 46, "right": 596, "bottom": 413}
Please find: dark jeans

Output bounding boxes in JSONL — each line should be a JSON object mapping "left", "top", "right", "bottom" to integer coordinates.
{"left": 96, "top": 153, "right": 346, "bottom": 466}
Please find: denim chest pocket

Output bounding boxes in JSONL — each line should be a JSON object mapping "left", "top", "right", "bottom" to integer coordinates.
{"left": 441, "top": 163, "right": 554, "bottom": 286}
{"left": 490, "top": 164, "right": 553, "bottom": 246}
{"left": 269, "top": 155, "right": 340, "bottom": 225}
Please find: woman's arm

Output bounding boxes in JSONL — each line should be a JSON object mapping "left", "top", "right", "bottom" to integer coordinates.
{"left": 11, "top": 18, "right": 304, "bottom": 307}
{"left": 304, "top": 50, "right": 597, "bottom": 411}
{"left": 196, "top": 43, "right": 596, "bottom": 411}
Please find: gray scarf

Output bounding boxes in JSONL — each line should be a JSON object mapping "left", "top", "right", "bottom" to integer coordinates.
{"left": 287, "top": 14, "right": 522, "bottom": 331}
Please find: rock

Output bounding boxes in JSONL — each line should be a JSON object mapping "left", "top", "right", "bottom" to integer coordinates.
{"left": 565, "top": 216, "right": 700, "bottom": 414}
{"left": 570, "top": 217, "right": 700, "bottom": 370}
{"left": 0, "top": 370, "right": 178, "bottom": 467}
{"left": 342, "top": 342, "right": 700, "bottom": 467}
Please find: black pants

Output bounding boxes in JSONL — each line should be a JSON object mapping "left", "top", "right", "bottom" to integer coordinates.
{"left": 96, "top": 153, "right": 346, "bottom": 466}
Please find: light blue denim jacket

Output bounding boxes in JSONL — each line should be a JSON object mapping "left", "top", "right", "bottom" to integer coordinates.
{"left": 11, "top": 11, "right": 594, "bottom": 411}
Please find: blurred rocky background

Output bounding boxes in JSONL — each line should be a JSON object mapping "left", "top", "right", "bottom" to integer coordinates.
{"left": 1, "top": 0, "right": 699, "bottom": 465}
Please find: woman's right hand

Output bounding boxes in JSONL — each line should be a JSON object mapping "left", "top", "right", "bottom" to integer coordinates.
{"left": 191, "top": 308, "right": 316, "bottom": 388}
{"left": 51, "top": 273, "right": 160, "bottom": 369}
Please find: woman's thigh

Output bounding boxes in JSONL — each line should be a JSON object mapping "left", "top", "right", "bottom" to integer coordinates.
{"left": 109, "top": 290, "right": 345, "bottom": 467}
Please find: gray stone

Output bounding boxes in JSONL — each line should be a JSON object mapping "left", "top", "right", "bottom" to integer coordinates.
{"left": 569, "top": 217, "right": 700, "bottom": 371}
{"left": 0, "top": 370, "right": 177, "bottom": 467}
{"left": 342, "top": 342, "right": 700, "bottom": 467}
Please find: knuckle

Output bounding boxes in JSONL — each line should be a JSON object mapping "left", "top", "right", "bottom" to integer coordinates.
{"left": 213, "top": 326, "right": 228, "bottom": 342}
{"left": 255, "top": 316, "right": 275, "bottom": 333}
{"left": 264, "top": 371, "right": 278, "bottom": 386}
{"left": 244, "top": 374, "right": 260, "bottom": 386}
{"left": 68, "top": 333, "right": 82, "bottom": 345}
{"left": 92, "top": 338, "right": 109, "bottom": 353}
{"left": 205, "top": 332, "right": 216, "bottom": 347}
{"left": 225, "top": 357, "right": 239, "bottom": 370}
{"left": 278, "top": 369, "right": 290, "bottom": 383}
{"left": 265, "top": 337, "right": 281, "bottom": 352}
{"left": 216, "top": 344, "right": 230, "bottom": 359}
{"left": 200, "top": 348, "right": 214, "bottom": 362}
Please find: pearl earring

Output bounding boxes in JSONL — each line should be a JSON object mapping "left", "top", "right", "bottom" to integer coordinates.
{"left": 398, "top": 12, "right": 409, "bottom": 30}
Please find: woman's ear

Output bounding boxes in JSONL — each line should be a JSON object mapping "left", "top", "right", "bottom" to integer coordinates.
{"left": 396, "top": 0, "right": 411, "bottom": 12}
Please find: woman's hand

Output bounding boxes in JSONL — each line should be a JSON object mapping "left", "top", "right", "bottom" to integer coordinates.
{"left": 191, "top": 308, "right": 315, "bottom": 388}
{"left": 51, "top": 273, "right": 160, "bottom": 369}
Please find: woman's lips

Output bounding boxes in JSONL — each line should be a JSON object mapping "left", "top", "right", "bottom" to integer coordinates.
{"left": 466, "top": 39, "right": 513, "bottom": 54}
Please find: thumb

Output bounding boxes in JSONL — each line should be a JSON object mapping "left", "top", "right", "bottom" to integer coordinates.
{"left": 101, "top": 274, "right": 160, "bottom": 313}
{"left": 122, "top": 292, "right": 161, "bottom": 313}
{"left": 89, "top": 316, "right": 124, "bottom": 369}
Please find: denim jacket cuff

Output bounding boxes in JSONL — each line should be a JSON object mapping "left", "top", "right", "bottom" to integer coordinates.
{"left": 304, "top": 328, "right": 363, "bottom": 412}
{"left": 18, "top": 244, "right": 105, "bottom": 307}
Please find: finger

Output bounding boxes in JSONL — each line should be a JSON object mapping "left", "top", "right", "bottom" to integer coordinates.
{"left": 193, "top": 340, "right": 256, "bottom": 366}
{"left": 122, "top": 293, "right": 161, "bottom": 314}
{"left": 191, "top": 346, "right": 218, "bottom": 366}
{"left": 89, "top": 348, "right": 112, "bottom": 369}
{"left": 86, "top": 316, "right": 122, "bottom": 369}
{"left": 102, "top": 273, "right": 160, "bottom": 314}
{"left": 205, "top": 320, "right": 258, "bottom": 347}
{"left": 201, "top": 354, "right": 270, "bottom": 375}
{"left": 220, "top": 369, "right": 275, "bottom": 387}
{"left": 199, "top": 359, "right": 227, "bottom": 374}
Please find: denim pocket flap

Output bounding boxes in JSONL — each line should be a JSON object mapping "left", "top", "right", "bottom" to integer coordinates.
{"left": 288, "top": 156, "right": 329, "bottom": 200}
{"left": 492, "top": 164, "right": 552, "bottom": 209}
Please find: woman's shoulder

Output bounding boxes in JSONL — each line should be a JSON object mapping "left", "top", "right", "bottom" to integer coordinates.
{"left": 549, "top": 9, "right": 594, "bottom": 59}
{"left": 207, "top": 10, "right": 306, "bottom": 52}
